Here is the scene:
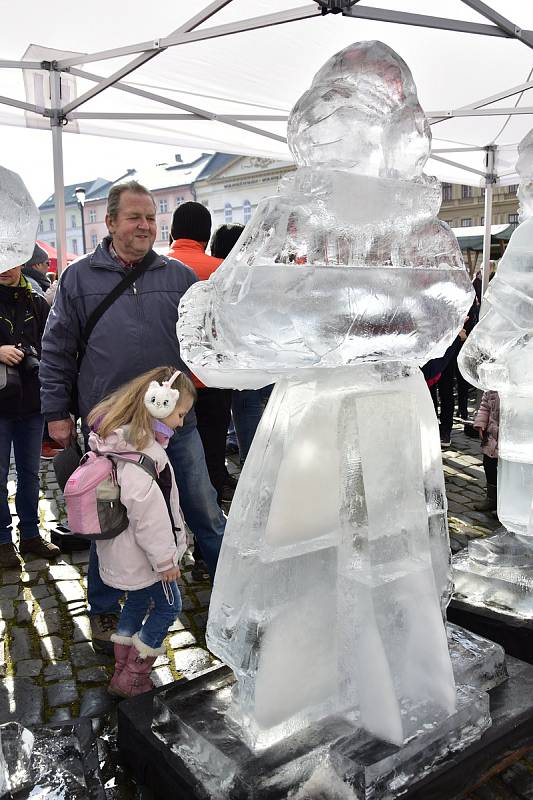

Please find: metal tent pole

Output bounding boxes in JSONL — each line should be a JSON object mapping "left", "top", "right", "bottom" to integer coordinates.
{"left": 50, "top": 70, "right": 66, "bottom": 275}
{"left": 481, "top": 146, "right": 496, "bottom": 297}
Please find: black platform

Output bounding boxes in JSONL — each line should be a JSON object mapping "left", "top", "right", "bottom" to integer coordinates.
{"left": 117, "top": 656, "right": 533, "bottom": 800}
{"left": 448, "top": 599, "right": 533, "bottom": 665}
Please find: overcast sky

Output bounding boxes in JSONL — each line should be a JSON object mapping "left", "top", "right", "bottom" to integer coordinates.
{"left": 0, "top": 124, "right": 207, "bottom": 208}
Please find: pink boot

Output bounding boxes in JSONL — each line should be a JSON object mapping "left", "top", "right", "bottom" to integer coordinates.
{"left": 108, "top": 633, "right": 164, "bottom": 698}
{"left": 108, "top": 634, "right": 133, "bottom": 696}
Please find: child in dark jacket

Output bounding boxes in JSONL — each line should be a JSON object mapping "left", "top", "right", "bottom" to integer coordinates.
{"left": 473, "top": 390, "right": 500, "bottom": 513}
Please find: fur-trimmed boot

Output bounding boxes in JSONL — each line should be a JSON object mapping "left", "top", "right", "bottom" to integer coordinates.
{"left": 108, "top": 633, "right": 164, "bottom": 698}
{"left": 474, "top": 483, "right": 497, "bottom": 512}
{"left": 108, "top": 634, "right": 134, "bottom": 696}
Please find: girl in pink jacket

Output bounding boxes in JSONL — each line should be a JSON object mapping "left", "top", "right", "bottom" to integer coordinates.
{"left": 87, "top": 366, "right": 196, "bottom": 697}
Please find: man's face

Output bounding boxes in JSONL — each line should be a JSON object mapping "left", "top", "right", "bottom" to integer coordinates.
{"left": 35, "top": 261, "right": 50, "bottom": 274}
{"left": 0, "top": 266, "right": 22, "bottom": 286}
{"left": 106, "top": 191, "right": 157, "bottom": 262}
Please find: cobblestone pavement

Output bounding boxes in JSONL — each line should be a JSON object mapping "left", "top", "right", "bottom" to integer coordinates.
{"left": 0, "top": 421, "right": 526, "bottom": 798}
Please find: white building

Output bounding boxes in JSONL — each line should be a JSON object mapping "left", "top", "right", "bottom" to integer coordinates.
{"left": 195, "top": 154, "right": 295, "bottom": 231}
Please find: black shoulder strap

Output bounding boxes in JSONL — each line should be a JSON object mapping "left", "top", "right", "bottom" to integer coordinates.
{"left": 80, "top": 259, "right": 149, "bottom": 350}
{"left": 108, "top": 451, "right": 158, "bottom": 481}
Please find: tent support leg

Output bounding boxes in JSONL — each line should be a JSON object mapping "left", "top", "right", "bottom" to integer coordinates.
{"left": 481, "top": 146, "right": 496, "bottom": 297}
{"left": 50, "top": 70, "right": 66, "bottom": 275}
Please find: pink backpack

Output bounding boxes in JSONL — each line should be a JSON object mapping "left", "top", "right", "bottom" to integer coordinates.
{"left": 64, "top": 451, "right": 158, "bottom": 541}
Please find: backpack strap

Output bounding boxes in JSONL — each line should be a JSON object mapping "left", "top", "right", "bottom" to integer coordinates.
{"left": 106, "top": 451, "right": 158, "bottom": 481}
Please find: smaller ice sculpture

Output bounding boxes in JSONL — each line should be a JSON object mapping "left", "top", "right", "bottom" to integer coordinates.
{"left": 0, "top": 166, "right": 39, "bottom": 274}
{"left": 178, "top": 41, "right": 486, "bottom": 769}
{"left": 456, "top": 129, "right": 533, "bottom": 615}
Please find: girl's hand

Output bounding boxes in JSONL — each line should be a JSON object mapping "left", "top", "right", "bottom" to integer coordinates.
{"left": 474, "top": 425, "right": 485, "bottom": 440}
{"left": 160, "top": 566, "right": 180, "bottom": 582}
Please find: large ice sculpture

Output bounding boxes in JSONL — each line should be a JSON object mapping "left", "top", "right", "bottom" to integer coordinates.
{"left": 178, "top": 41, "right": 478, "bottom": 753}
{"left": 456, "top": 129, "right": 533, "bottom": 615}
{"left": 0, "top": 166, "right": 39, "bottom": 274}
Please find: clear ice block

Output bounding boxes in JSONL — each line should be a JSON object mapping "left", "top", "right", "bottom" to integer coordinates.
{"left": 177, "top": 39, "right": 482, "bottom": 768}
{"left": 0, "top": 166, "right": 39, "bottom": 273}
{"left": 456, "top": 126, "right": 533, "bottom": 611}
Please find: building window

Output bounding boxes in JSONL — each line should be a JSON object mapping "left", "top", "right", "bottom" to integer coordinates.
{"left": 480, "top": 217, "right": 484, "bottom": 225}
{"left": 461, "top": 185, "right": 472, "bottom": 199}
{"left": 72, "top": 239, "right": 78, "bottom": 255}
{"left": 175, "top": 196, "right": 184, "bottom": 206}
{"left": 508, "top": 213, "right": 519, "bottom": 225}
{"left": 243, "top": 200, "right": 252, "bottom": 224}
{"left": 508, "top": 184, "right": 518, "bottom": 194}
{"left": 461, "top": 218, "right": 472, "bottom": 227}
{"left": 159, "top": 199, "right": 168, "bottom": 213}
{"left": 161, "top": 224, "right": 169, "bottom": 242}
{"left": 442, "top": 183, "right": 452, "bottom": 202}
{"left": 71, "top": 215, "right": 76, "bottom": 229}
{"left": 90, "top": 233, "right": 98, "bottom": 249}
{"left": 49, "top": 218, "right": 55, "bottom": 231}
{"left": 38, "top": 220, "right": 43, "bottom": 233}
{"left": 89, "top": 209, "right": 96, "bottom": 223}
{"left": 224, "top": 203, "right": 233, "bottom": 223}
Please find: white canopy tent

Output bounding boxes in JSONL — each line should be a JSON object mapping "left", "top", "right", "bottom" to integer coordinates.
{"left": 2, "top": 0, "right": 533, "bottom": 287}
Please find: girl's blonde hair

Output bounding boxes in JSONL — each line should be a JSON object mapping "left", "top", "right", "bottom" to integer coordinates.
{"left": 87, "top": 366, "right": 197, "bottom": 449}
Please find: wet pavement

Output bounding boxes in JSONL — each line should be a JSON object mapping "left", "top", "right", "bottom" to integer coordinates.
{"left": 0, "top": 421, "right": 530, "bottom": 798}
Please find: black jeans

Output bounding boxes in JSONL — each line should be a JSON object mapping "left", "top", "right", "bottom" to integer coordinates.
{"left": 483, "top": 454, "right": 498, "bottom": 487}
{"left": 195, "top": 387, "right": 233, "bottom": 505}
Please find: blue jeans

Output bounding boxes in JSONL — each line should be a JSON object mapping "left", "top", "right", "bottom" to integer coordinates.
{"left": 87, "top": 423, "right": 225, "bottom": 616}
{"left": 116, "top": 580, "right": 181, "bottom": 649}
{"left": 231, "top": 386, "right": 273, "bottom": 462}
{"left": 0, "top": 413, "right": 44, "bottom": 545}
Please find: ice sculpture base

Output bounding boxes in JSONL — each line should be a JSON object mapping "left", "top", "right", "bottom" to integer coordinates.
{"left": 0, "top": 719, "right": 104, "bottom": 799}
{"left": 453, "top": 533, "right": 533, "bottom": 621}
{"left": 122, "top": 664, "right": 489, "bottom": 800}
{"left": 447, "top": 623, "right": 507, "bottom": 691}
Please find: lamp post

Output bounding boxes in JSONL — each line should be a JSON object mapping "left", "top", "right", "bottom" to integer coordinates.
{"left": 75, "top": 186, "right": 87, "bottom": 255}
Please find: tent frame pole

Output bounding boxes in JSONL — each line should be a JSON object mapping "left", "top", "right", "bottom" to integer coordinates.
{"left": 50, "top": 69, "right": 66, "bottom": 275}
{"left": 481, "top": 146, "right": 496, "bottom": 297}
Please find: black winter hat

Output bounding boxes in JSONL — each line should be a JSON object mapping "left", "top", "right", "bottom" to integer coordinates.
{"left": 210, "top": 224, "right": 244, "bottom": 259}
{"left": 24, "top": 243, "right": 49, "bottom": 269}
{"left": 171, "top": 201, "right": 212, "bottom": 243}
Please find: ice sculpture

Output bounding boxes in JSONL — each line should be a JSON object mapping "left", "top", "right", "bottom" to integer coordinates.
{"left": 178, "top": 41, "right": 478, "bottom": 752}
{"left": 456, "top": 129, "right": 533, "bottom": 615}
{"left": 0, "top": 166, "right": 39, "bottom": 274}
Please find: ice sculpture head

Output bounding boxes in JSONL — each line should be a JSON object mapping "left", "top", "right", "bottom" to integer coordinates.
{"left": 459, "top": 127, "right": 533, "bottom": 393}
{"left": 177, "top": 41, "right": 473, "bottom": 389}
{"left": 0, "top": 166, "right": 39, "bottom": 274}
{"left": 288, "top": 41, "right": 430, "bottom": 179}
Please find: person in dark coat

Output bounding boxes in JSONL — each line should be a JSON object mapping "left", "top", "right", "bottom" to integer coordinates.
{"left": 0, "top": 264, "right": 59, "bottom": 567}
{"left": 22, "top": 243, "right": 51, "bottom": 293}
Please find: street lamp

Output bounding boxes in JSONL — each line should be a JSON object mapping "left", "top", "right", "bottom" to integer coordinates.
{"left": 75, "top": 186, "right": 87, "bottom": 254}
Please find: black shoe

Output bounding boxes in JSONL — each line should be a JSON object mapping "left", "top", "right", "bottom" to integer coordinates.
{"left": 191, "top": 560, "right": 210, "bottom": 583}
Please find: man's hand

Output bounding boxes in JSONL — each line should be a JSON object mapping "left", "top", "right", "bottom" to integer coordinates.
{"left": 48, "top": 418, "right": 75, "bottom": 449}
{"left": 160, "top": 566, "right": 181, "bottom": 582}
{"left": 0, "top": 345, "right": 24, "bottom": 366}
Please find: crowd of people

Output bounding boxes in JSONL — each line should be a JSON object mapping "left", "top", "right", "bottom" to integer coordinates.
{"left": 0, "top": 179, "right": 498, "bottom": 698}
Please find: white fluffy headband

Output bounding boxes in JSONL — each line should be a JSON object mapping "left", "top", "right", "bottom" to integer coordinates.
{"left": 143, "top": 370, "right": 181, "bottom": 419}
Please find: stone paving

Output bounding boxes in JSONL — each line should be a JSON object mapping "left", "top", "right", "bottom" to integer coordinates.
{"left": 0, "top": 418, "right": 524, "bottom": 798}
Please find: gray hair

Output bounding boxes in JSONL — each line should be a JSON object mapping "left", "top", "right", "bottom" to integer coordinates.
{"left": 106, "top": 181, "right": 155, "bottom": 221}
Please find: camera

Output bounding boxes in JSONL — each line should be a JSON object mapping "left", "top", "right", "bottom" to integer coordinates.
{"left": 16, "top": 343, "right": 40, "bottom": 374}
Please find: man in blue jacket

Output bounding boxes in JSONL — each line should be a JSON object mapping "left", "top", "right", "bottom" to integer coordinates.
{"left": 40, "top": 181, "right": 225, "bottom": 652}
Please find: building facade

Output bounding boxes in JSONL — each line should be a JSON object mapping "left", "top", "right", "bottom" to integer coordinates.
{"left": 38, "top": 178, "right": 112, "bottom": 256}
{"left": 194, "top": 154, "right": 295, "bottom": 230}
{"left": 439, "top": 182, "right": 519, "bottom": 228}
